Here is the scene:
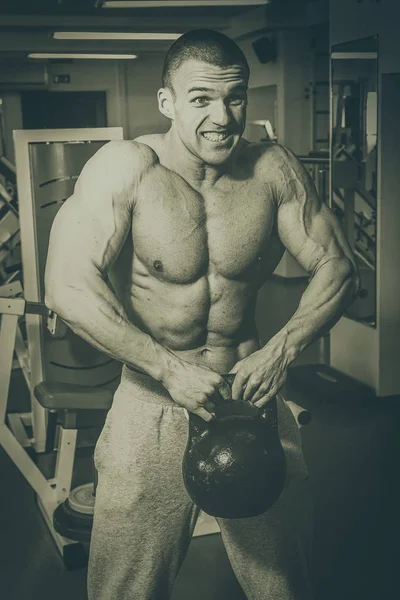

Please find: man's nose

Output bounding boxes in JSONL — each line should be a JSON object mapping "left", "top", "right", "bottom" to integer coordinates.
{"left": 210, "top": 100, "right": 231, "bottom": 126}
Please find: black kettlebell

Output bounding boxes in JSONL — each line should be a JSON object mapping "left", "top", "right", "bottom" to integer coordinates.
{"left": 182, "top": 374, "right": 286, "bottom": 519}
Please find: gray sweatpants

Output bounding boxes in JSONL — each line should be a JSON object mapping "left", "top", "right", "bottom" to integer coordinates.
{"left": 88, "top": 365, "right": 314, "bottom": 600}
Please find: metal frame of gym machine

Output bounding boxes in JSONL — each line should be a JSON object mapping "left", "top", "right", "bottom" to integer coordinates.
{"left": 0, "top": 127, "right": 223, "bottom": 570}
{"left": 0, "top": 127, "right": 124, "bottom": 565}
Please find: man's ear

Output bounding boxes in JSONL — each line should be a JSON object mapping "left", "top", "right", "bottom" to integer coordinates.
{"left": 158, "top": 87, "right": 174, "bottom": 120}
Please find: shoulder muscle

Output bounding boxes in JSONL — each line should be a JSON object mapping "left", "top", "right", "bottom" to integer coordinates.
{"left": 74, "top": 140, "right": 158, "bottom": 209}
{"left": 46, "top": 141, "right": 158, "bottom": 282}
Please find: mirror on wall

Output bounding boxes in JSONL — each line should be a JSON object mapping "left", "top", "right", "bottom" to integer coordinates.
{"left": 244, "top": 84, "right": 278, "bottom": 143}
{"left": 331, "top": 36, "right": 378, "bottom": 327}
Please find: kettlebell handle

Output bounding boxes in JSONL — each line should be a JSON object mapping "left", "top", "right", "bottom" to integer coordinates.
{"left": 222, "top": 373, "right": 236, "bottom": 388}
{"left": 222, "top": 372, "right": 278, "bottom": 425}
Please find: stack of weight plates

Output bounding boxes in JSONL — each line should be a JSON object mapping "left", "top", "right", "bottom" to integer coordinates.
{"left": 53, "top": 483, "right": 95, "bottom": 542}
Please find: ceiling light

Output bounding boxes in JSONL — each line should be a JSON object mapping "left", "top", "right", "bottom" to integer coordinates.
{"left": 102, "top": 1, "right": 269, "bottom": 7}
{"left": 331, "top": 52, "right": 378, "bottom": 60}
{"left": 28, "top": 53, "right": 138, "bottom": 59}
{"left": 53, "top": 32, "right": 182, "bottom": 40}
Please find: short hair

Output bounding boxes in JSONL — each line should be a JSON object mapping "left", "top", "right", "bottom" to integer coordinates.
{"left": 162, "top": 29, "right": 250, "bottom": 93}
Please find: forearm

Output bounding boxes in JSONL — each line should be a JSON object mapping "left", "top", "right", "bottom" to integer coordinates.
{"left": 45, "top": 274, "right": 176, "bottom": 382}
{"left": 266, "top": 257, "right": 359, "bottom": 363}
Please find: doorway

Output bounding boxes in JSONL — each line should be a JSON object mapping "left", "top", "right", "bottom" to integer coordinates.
{"left": 20, "top": 91, "right": 107, "bottom": 129}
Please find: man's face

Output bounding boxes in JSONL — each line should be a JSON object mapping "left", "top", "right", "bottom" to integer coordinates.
{"left": 166, "top": 59, "right": 248, "bottom": 166}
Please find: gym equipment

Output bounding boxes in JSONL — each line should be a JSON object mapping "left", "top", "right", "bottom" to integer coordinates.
{"left": 183, "top": 374, "right": 287, "bottom": 519}
{"left": 331, "top": 43, "right": 377, "bottom": 328}
{"left": 0, "top": 128, "right": 123, "bottom": 570}
{"left": 68, "top": 482, "right": 96, "bottom": 514}
{"left": 0, "top": 157, "right": 20, "bottom": 284}
{"left": 288, "top": 363, "right": 375, "bottom": 405}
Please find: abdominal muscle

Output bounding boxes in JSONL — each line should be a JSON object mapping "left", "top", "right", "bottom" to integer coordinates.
{"left": 121, "top": 273, "right": 261, "bottom": 376}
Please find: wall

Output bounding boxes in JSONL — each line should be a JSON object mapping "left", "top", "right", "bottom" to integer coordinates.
{"left": 330, "top": 0, "right": 400, "bottom": 396}
{"left": 281, "top": 29, "right": 313, "bottom": 155}
{"left": 238, "top": 29, "right": 314, "bottom": 279}
{"left": 238, "top": 28, "right": 312, "bottom": 153}
{"left": 331, "top": 0, "right": 400, "bottom": 74}
{"left": 0, "top": 55, "right": 170, "bottom": 159}
{"left": 46, "top": 60, "right": 127, "bottom": 134}
{"left": 1, "top": 93, "right": 23, "bottom": 164}
{"left": 124, "top": 54, "right": 170, "bottom": 139}
{"left": 238, "top": 32, "right": 285, "bottom": 142}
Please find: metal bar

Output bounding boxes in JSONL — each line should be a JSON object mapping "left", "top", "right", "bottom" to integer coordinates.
{"left": 7, "top": 413, "right": 31, "bottom": 448}
{"left": 0, "top": 424, "right": 55, "bottom": 502}
{"left": 318, "top": 334, "right": 331, "bottom": 365}
{"left": 0, "top": 297, "right": 25, "bottom": 316}
{"left": 0, "top": 181, "right": 18, "bottom": 217}
{"left": 45, "top": 411, "right": 58, "bottom": 454}
{"left": 0, "top": 313, "right": 18, "bottom": 424}
{"left": 14, "top": 325, "right": 31, "bottom": 389}
{"left": 354, "top": 184, "right": 376, "bottom": 209}
{"left": 354, "top": 248, "right": 375, "bottom": 271}
{"left": 0, "top": 155, "right": 16, "bottom": 176}
{"left": 343, "top": 189, "right": 356, "bottom": 250}
{"left": 318, "top": 166, "right": 327, "bottom": 202}
{"left": 332, "top": 194, "right": 376, "bottom": 247}
{"left": 25, "top": 301, "right": 49, "bottom": 316}
{"left": 19, "top": 412, "right": 32, "bottom": 426}
{"left": 54, "top": 428, "right": 77, "bottom": 504}
{"left": 298, "top": 156, "right": 330, "bottom": 165}
{"left": 334, "top": 83, "right": 346, "bottom": 145}
{"left": 0, "top": 280, "right": 23, "bottom": 298}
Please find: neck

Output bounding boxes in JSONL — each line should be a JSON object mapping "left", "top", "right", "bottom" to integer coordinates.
{"left": 163, "top": 128, "right": 235, "bottom": 189}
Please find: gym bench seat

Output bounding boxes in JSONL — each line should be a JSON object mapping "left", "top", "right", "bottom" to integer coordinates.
{"left": 34, "top": 381, "right": 114, "bottom": 411}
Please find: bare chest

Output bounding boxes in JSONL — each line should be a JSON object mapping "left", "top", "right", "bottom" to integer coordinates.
{"left": 131, "top": 164, "right": 278, "bottom": 283}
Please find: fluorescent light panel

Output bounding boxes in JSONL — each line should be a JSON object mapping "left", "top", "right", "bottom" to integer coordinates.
{"left": 102, "top": 1, "right": 269, "bottom": 7}
{"left": 331, "top": 52, "right": 378, "bottom": 60}
{"left": 28, "top": 53, "right": 138, "bottom": 59}
{"left": 53, "top": 32, "right": 181, "bottom": 40}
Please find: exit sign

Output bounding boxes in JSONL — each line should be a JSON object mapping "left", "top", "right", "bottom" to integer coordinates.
{"left": 52, "top": 74, "right": 71, "bottom": 84}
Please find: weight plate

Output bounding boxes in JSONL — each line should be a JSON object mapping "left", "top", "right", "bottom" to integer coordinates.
{"left": 68, "top": 483, "right": 95, "bottom": 514}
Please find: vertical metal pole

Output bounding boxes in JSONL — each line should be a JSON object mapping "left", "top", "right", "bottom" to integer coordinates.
{"left": 344, "top": 188, "right": 356, "bottom": 250}
{"left": 0, "top": 314, "right": 18, "bottom": 424}
{"left": 318, "top": 165, "right": 327, "bottom": 203}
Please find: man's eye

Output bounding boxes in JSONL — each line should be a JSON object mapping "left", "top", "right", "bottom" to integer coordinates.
{"left": 192, "top": 97, "right": 209, "bottom": 105}
{"left": 229, "top": 97, "right": 245, "bottom": 106}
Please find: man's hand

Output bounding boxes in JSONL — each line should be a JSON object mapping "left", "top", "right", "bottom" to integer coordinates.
{"left": 229, "top": 341, "right": 289, "bottom": 407}
{"left": 161, "top": 359, "right": 232, "bottom": 421}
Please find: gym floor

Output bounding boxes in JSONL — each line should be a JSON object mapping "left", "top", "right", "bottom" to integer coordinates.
{"left": 1, "top": 278, "right": 399, "bottom": 600}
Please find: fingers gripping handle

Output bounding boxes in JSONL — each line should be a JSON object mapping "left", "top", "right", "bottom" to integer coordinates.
{"left": 223, "top": 372, "right": 278, "bottom": 425}
{"left": 222, "top": 373, "right": 236, "bottom": 389}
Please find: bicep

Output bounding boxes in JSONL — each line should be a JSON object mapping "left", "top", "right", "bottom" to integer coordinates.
{"left": 275, "top": 147, "right": 355, "bottom": 276}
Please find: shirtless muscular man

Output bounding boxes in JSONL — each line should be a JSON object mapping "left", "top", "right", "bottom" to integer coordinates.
{"left": 45, "top": 29, "right": 359, "bottom": 600}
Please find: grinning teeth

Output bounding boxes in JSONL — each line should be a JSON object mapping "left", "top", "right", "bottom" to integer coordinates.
{"left": 203, "top": 132, "right": 228, "bottom": 142}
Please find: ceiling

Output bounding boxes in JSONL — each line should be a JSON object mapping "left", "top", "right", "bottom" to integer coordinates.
{"left": 0, "top": 0, "right": 264, "bottom": 18}
{"left": 0, "top": 0, "right": 324, "bottom": 63}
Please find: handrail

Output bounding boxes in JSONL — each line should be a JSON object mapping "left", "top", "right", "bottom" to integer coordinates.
{"left": 298, "top": 155, "right": 329, "bottom": 203}
{"left": 354, "top": 249, "right": 375, "bottom": 272}
{"left": 0, "top": 155, "right": 16, "bottom": 184}
{"left": 354, "top": 185, "right": 376, "bottom": 210}
{"left": 0, "top": 182, "right": 19, "bottom": 217}
{"left": 298, "top": 156, "right": 329, "bottom": 166}
{"left": 332, "top": 195, "right": 376, "bottom": 248}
